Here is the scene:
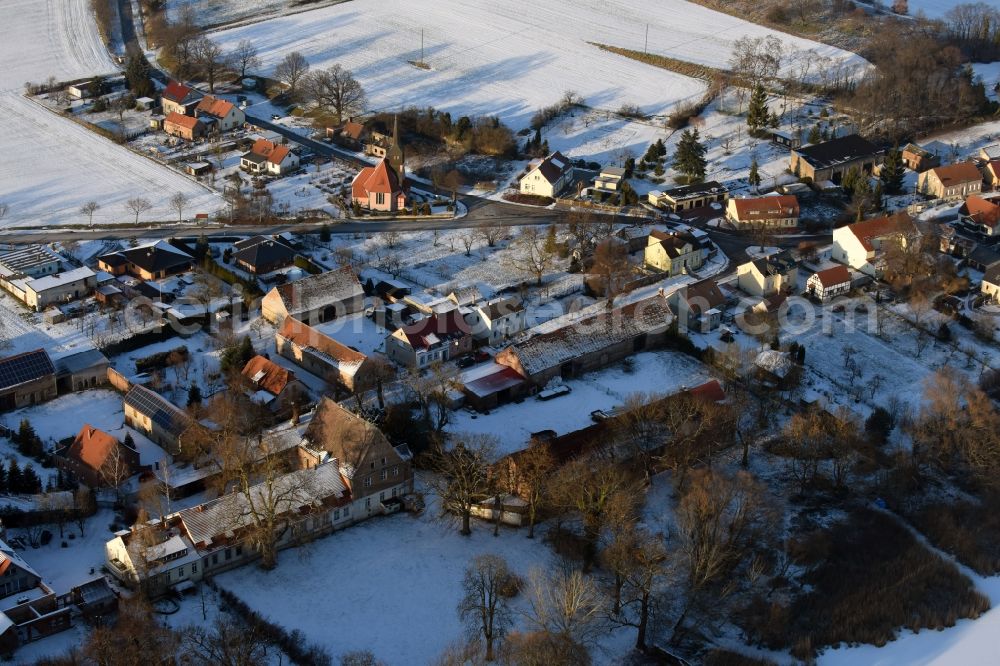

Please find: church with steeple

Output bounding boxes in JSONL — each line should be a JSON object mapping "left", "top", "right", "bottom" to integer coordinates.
{"left": 351, "top": 117, "right": 409, "bottom": 213}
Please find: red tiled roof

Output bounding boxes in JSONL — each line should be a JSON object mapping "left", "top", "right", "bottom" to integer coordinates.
{"left": 341, "top": 121, "right": 365, "bottom": 140}
{"left": 68, "top": 424, "right": 119, "bottom": 472}
{"left": 730, "top": 195, "right": 800, "bottom": 222}
{"left": 354, "top": 159, "right": 402, "bottom": 196}
{"left": 162, "top": 81, "right": 193, "bottom": 103}
{"left": 398, "top": 311, "right": 471, "bottom": 350}
{"left": 812, "top": 265, "right": 851, "bottom": 288}
{"left": 278, "top": 317, "right": 367, "bottom": 367}
{"left": 165, "top": 112, "right": 201, "bottom": 130}
{"left": 987, "top": 160, "right": 1000, "bottom": 178}
{"left": 847, "top": 212, "right": 916, "bottom": 252}
{"left": 196, "top": 95, "right": 236, "bottom": 119}
{"left": 962, "top": 196, "right": 1000, "bottom": 230}
{"left": 688, "top": 379, "right": 726, "bottom": 403}
{"left": 241, "top": 355, "right": 295, "bottom": 396}
{"left": 248, "top": 139, "right": 291, "bottom": 166}
{"left": 929, "top": 162, "right": 982, "bottom": 187}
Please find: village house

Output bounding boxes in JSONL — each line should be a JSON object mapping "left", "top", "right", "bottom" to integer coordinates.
{"left": 54, "top": 424, "right": 140, "bottom": 489}
{"left": 261, "top": 267, "right": 365, "bottom": 325}
{"left": 240, "top": 138, "right": 300, "bottom": 176}
{"left": 352, "top": 118, "right": 408, "bottom": 212}
{"left": 276, "top": 317, "right": 375, "bottom": 393}
{"left": 832, "top": 212, "right": 918, "bottom": 277}
{"left": 385, "top": 311, "right": 473, "bottom": 367}
{"left": 194, "top": 95, "right": 245, "bottom": 133}
{"left": 305, "top": 397, "right": 414, "bottom": 512}
{"left": 460, "top": 363, "right": 529, "bottom": 412}
{"left": 736, "top": 251, "right": 799, "bottom": 297}
{"left": 725, "top": 195, "right": 800, "bottom": 230}
{"left": 918, "top": 162, "right": 983, "bottom": 200}
{"left": 0, "top": 349, "right": 57, "bottom": 411}
{"left": 648, "top": 181, "right": 728, "bottom": 212}
{"left": 982, "top": 264, "right": 1000, "bottom": 303}
{"left": 592, "top": 166, "right": 626, "bottom": 196}
{"left": 53, "top": 348, "right": 109, "bottom": 393}
{"left": 163, "top": 112, "right": 205, "bottom": 141}
{"left": 326, "top": 118, "right": 369, "bottom": 149}
{"left": 160, "top": 81, "right": 201, "bottom": 117}
{"left": 806, "top": 265, "right": 852, "bottom": 301}
{"left": 123, "top": 385, "right": 192, "bottom": 455}
{"left": 980, "top": 145, "right": 1000, "bottom": 162}
{"left": 232, "top": 236, "right": 298, "bottom": 275}
{"left": 0, "top": 245, "right": 62, "bottom": 278}
{"left": 959, "top": 196, "right": 1000, "bottom": 236}
{"left": 465, "top": 297, "right": 526, "bottom": 346}
{"left": 98, "top": 240, "right": 193, "bottom": 281}
{"left": 900, "top": 143, "right": 940, "bottom": 172}
{"left": 447, "top": 286, "right": 483, "bottom": 309}
{"left": 105, "top": 460, "right": 355, "bottom": 596}
{"left": 644, "top": 229, "right": 707, "bottom": 276}
{"left": 520, "top": 151, "right": 573, "bottom": 198}
{"left": 3, "top": 267, "right": 96, "bottom": 311}
{"left": 666, "top": 279, "right": 727, "bottom": 333}
{"left": 241, "top": 355, "right": 308, "bottom": 417}
{"left": 0, "top": 539, "right": 72, "bottom": 654}
{"left": 495, "top": 294, "right": 674, "bottom": 387}
{"left": 790, "top": 134, "right": 882, "bottom": 184}
{"left": 985, "top": 161, "right": 1000, "bottom": 190}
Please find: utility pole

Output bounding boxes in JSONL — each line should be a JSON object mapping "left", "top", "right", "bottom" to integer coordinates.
{"left": 421, "top": 28, "right": 424, "bottom": 64}
{"left": 644, "top": 24, "right": 649, "bottom": 54}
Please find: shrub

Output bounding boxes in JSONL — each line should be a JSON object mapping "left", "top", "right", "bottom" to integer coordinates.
{"left": 906, "top": 500, "right": 1000, "bottom": 575}
{"left": 135, "top": 346, "right": 188, "bottom": 373}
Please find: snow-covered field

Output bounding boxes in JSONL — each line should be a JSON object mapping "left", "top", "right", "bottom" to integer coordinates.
{"left": 0, "top": 0, "right": 221, "bottom": 228}
{"left": 211, "top": 0, "right": 868, "bottom": 129}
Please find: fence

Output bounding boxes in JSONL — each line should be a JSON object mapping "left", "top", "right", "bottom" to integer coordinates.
{"left": 106, "top": 367, "right": 132, "bottom": 394}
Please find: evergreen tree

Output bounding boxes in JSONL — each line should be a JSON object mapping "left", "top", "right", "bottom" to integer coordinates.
{"left": 880, "top": 144, "right": 906, "bottom": 195}
{"left": 808, "top": 124, "right": 822, "bottom": 145}
{"left": 16, "top": 420, "right": 36, "bottom": 457}
{"left": 319, "top": 223, "right": 331, "bottom": 243}
{"left": 672, "top": 129, "right": 707, "bottom": 183}
{"left": 123, "top": 432, "right": 135, "bottom": 450}
{"left": 532, "top": 127, "right": 542, "bottom": 152}
{"left": 22, "top": 465, "right": 40, "bottom": 495}
{"left": 655, "top": 138, "right": 666, "bottom": 158}
{"left": 187, "top": 385, "right": 203, "bottom": 407}
{"left": 544, "top": 225, "right": 558, "bottom": 255}
{"left": 7, "top": 460, "right": 22, "bottom": 495}
{"left": 125, "top": 54, "right": 154, "bottom": 99}
{"left": 0, "top": 461, "right": 8, "bottom": 494}
{"left": 748, "top": 158, "right": 762, "bottom": 192}
{"left": 746, "top": 84, "right": 769, "bottom": 135}
{"left": 769, "top": 110, "right": 780, "bottom": 129}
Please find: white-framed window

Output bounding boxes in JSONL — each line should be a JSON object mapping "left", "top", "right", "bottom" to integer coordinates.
{"left": 365, "top": 476, "right": 372, "bottom": 488}
{"left": 380, "top": 469, "right": 387, "bottom": 481}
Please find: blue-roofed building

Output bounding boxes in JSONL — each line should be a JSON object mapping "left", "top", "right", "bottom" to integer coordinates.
{"left": 0, "top": 349, "right": 56, "bottom": 412}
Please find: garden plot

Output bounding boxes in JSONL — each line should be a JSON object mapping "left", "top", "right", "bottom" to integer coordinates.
{"left": 212, "top": 0, "right": 865, "bottom": 130}
{"left": 448, "top": 351, "right": 712, "bottom": 455}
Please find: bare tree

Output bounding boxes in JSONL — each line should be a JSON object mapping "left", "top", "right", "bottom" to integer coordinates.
{"left": 274, "top": 51, "right": 311, "bottom": 101}
{"left": 524, "top": 567, "right": 604, "bottom": 652}
{"left": 193, "top": 37, "right": 229, "bottom": 93}
{"left": 169, "top": 192, "right": 188, "bottom": 223}
{"left": 183, "top": 615, "right": 272, "bottom": 666}
{"left": 99, "top": 442, "right": 133, "bottom": 502}
{"left": 83, "top": 596, "right": 180, "bottom": 664}
{"left": 590, "top": 239, "right": 634, "bottom": 308}
{"left": 508, "top": 443, "right": 554, "bottom": 539}
{"left": 509, "top": 226, "right": 556, "bottom": 286}
{"left": 303, "top": 64, "right": 367, "bottom": 124}
{"left": 478, "top": 226, "right": 505, "bottom": 248}
{"left": 428, "top": 434, "right": 496, "bottom": 535}
{"left": 458, "top": 554, "right": 514, "bottom": 662}
{"left": 80, "top": 200, "right": 100, "bottom": 227}
{"left": 125, "top": 196, "right": 153, "bottom": 225}
{"left": 231, "top": 39, "right": 261, "bottom": 80}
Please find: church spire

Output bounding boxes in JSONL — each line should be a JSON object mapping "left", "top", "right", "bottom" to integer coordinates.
{"left": 386, "top": 114, "right": 404, "bottom": 179}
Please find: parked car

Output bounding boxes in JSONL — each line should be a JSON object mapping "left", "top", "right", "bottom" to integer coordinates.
{"left": 591, "top": 409, "right": 611, "bottom": 422}
{"left": 456, "top": 356, "right": 475, "bottom": 369}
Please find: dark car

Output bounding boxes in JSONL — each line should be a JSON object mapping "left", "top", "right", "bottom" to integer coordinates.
{"left": 456, "top": 356, "right": 476, "bottom": 369}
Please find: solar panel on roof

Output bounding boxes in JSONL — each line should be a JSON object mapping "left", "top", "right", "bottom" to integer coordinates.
{"left": 0, "top": 350, "right": 54, "bottom": 391}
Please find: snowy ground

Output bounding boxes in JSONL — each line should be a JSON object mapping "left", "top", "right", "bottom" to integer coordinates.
{"left": 0, "top": 0, "right": 222, "bottom": 228}
{"left": 211, "top": 0, "right": 867, "bottom": 130}
{"left": 972, "top": 62, "right": 1000, "bottom": 104}
{"left": 213, "top": 484, "right": 634, "bottom": 665}
{"left": 449, "top": 351, "right": 711, "bottom": 454}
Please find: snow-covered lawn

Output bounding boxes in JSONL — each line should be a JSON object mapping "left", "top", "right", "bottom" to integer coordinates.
{"left": 214, "top": 486, "right": 632, "bottom": 665}
{"left": 449, "top": 350, "right": 712, "bottom": 454}
{"left": 211, "top": 0, "right": 867, "bottom": 129}
{"left": 1, "top": 390, "right": 123, "bottom": 445}
{"left": 0, "top": 0, "right": 222, "bottom": 228}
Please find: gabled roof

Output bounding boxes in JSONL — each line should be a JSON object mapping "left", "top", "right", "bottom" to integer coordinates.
{"left": 679, "top": 279, "right": 726, "bottom": 314}
{"left": 811, "top": 265, "right": 851, "bottom": 288}
{"left": 746, "top": 250, "right": 798, "bottom": 277}
{"left": 352, "top": 159, "right": 404, "bottom": 199}
{"left": 499, "top": 295, "right": 673, "bottom": 377}
{"left": 479, "top": 297, "right": 524, "bottom": 321}
{"left": 660, "top": 180, "right": 727, "bottom": 201}
{"left": 845, "top": 212, "right": 917, "bottom": 252}
{"left": 164, "top": 112, "right": 202, "bottom": 131}
{"left": 961, "top": 196, "right": 1000, "bottom": 230}
{"left": 53, "top": 348, "right": 109, "bottom": 376}
{"left": 196, "top": 95, "right": 236, "bottom": 119}
{"left": 926, "top": 162, "right": 982, "bottom": 187}
{"left": 396, "top": 311, "right": 471, "bottom": 350}
{"left": 24, "top": 266, "right": 95, "bottom": 293}
{"left": 246, "top": 139, "right": 293, "bottom": 166}
{"left": 340, "top": 120, "right": 366, "bottom": 140}
{"left": 305, "top": 397, "right": 401, "bottom": 474}
{"left": 241, "top": 355, "right": 296, "bottom": 396}
{"left": 649, "top": 230, "right": 702, "bottom": 258}
{"left": 984, "top": 263, "right": 1000, "bottom": 288}
{"left": 729, "top": 195, "right": 800, "bottom": 221}
{"left": 987, "top": 160, "right": 1000, "bottom": 178}
{"left": 232, "top": 237, "right": 296, "bottom": 270}
{"left": 124, "top": 385, "right": 190, "bottom": 437}
{"left": 270, "top": 267, "right": 364, "bottom": 317}
{"left": 794, "top": 134, "right": 881, "bottom": 170}
{"left": 0, "top": 349, "right": 54, "bottom": 392}
{"left": 278, "top": 318, "right": 367, "bottom": 376}
{"left": 67, "top": 424, "right": 126, "bottom": 473}
{"left": 99, "top": 240, "right": 193, "bottom": 274}
{"left": 529, "top": 151, "right": 573, "bottom": 184}
{"left": 162, "top": 81, "right": 199, "bottom": 105}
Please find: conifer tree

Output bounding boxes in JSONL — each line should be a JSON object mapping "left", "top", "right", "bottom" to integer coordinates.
{"left": 746, "top": 84, "right": 769, "bottom": 135}
{"left": 673, "top": 129, "right": 707, "bottom": 183}
{"left": 748, "top": 158, "right": 762, "bottom": 193}
{"left": 880, "top": 144, "right": 906, "bottom": 195}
